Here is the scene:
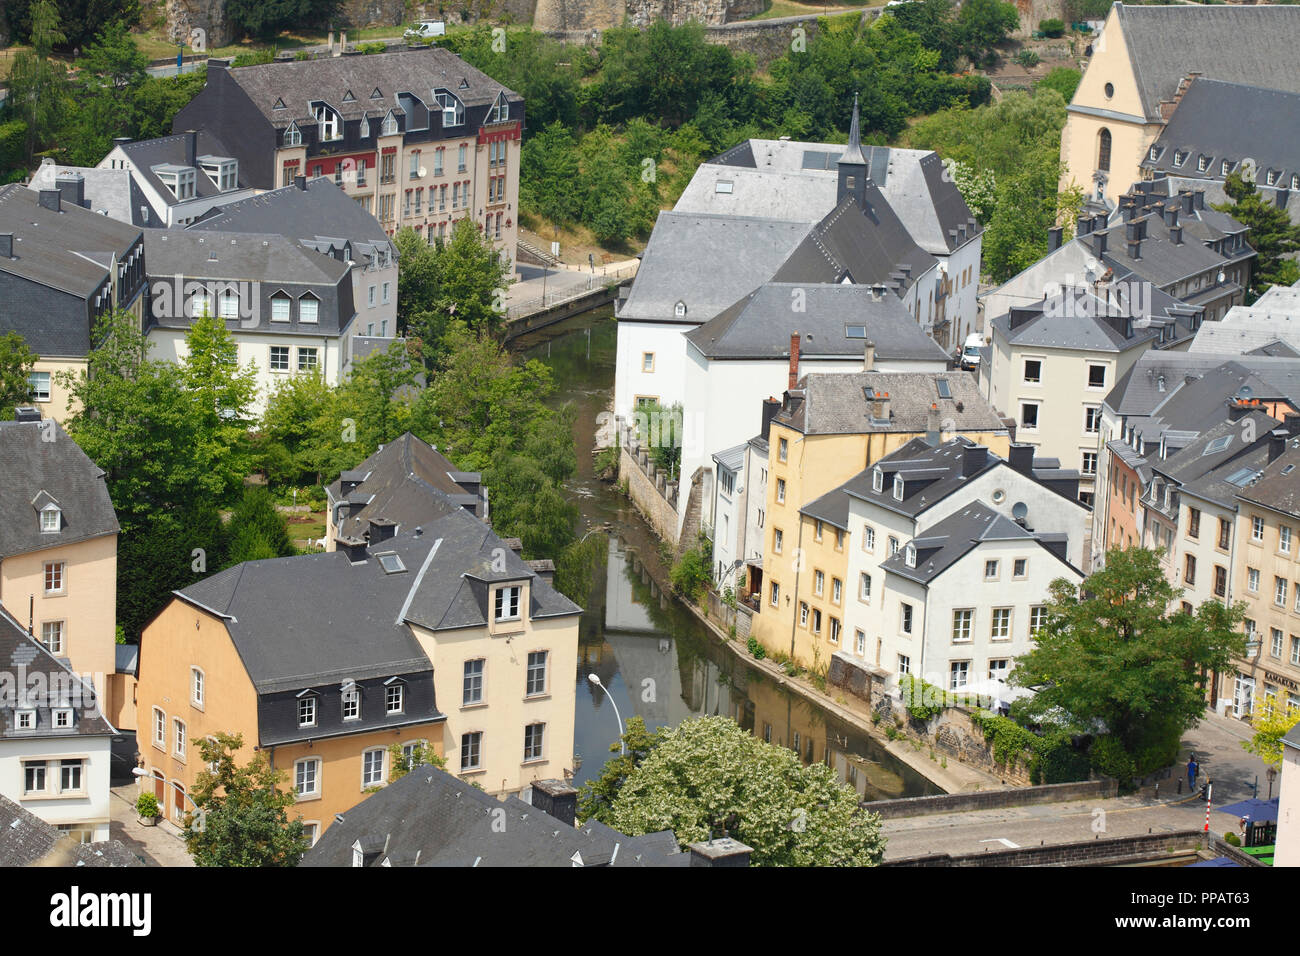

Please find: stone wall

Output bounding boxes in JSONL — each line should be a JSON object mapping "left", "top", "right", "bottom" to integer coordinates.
{"left": 862, "top": 779, "right": 1116, "bottom": 819}
{"left": 886, "top": 830, "right": 1261, "bottom": 867}
{"left": 1010, "top": 0, "right": 1065, "bottom": 40}
{"left": 620, "top": 437, "right": 681, "bottom": 552}
{"left": 168, "top": 0, "right": 237, "bottom": 50}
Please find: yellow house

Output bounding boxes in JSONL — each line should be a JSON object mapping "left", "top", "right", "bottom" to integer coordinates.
{"left": 748, "top": 371, "right": 1010, "bottom": 667}
{"left": 1061, "top": 3, "right": 1300, "bottom": 207}
{"left": 136, "top": 506, "right": 581, "bottom": 846}
{"left": 0, "top": 417, "right": 123, "bottom": 724}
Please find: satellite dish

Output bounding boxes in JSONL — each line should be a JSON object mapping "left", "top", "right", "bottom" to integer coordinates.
{"left": 1012, "top": 502, "right": 1028, "bottom": 523}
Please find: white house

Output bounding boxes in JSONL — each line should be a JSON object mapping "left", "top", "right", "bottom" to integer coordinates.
{"left": 0, "top": 607, "right": 115, "bottom": 843}
{"left": 1277, "top": 721, "right": 1300, "bottom": 867}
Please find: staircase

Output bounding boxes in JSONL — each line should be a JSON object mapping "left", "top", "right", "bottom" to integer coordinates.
{"left": 516, "top": 236, "right": 562, "bottom": 269}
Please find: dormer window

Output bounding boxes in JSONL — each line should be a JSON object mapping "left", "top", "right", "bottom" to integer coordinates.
{"left": 297, "top": 693, "right": 317, "bottom": 727}
{"left": 893, "top": 474, "right": 904, "bottom": 501}
{"left": 674, "top": 300, "right": 687, "bottom": 319}
{"left": 16, "top": 710, "right": 35, "bottom": 730}
{"left": 188, "top": 287, "right": 214, "bottom": 318}
{"left": 904, "top": 544, "right": 916, "bottom": 567}
{"left": 1174, "top": 150, "right": 1188, "bottom": 167}
{"left": 312, "top": 102, "right": 342, "bottom": 142}
{"left": 1149, "top": 146, "right": 1160, "bottom": 161}
{"left": 298, "top": 293, "right": 319, "bottom": 324}
{"left": 488, "top": 92, "right": 509, "bottom": 124}
{"left": 1221, "top": 160, "right": 1231, "bottom": 176}
{"left": 1197, "top": 155, "right": 1209, "bottom": 173}
{"left": 381, "top": 111, "right": 399, "bottom": 137}
{"left": 40, "top": 505, "right": 61, "bottom": 533}
{"left": 1265, "top": 169, "right": 1280, "bottom": 187}
{"left": 283, "top": 122, "right": 302, "bottom": 147}
{"left": 432, "top": 89, "right": 464, "bottom": 127}
{"left": 198, "top": 156, "right": 238, "bottom": 192}
{"left": 341, "top": 681, "right": 360, "bottom": 720}
{"left": 1292, "top": 175, "right": 1300, "bottom": 191}
{"left": 872, "top": 467, "right": 883, "bottom": 493}
{"left": 154, "top": 165, "right": 196, "bottom": 201}
{"left": 494, "top": 584, "right": 521, "bottom": 622}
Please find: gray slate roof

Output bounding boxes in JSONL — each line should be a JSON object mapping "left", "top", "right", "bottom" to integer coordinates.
{"left": 1159, "top": 414, "right": 1280, "bottom": 509}
{"left": 143, "top": 229, "right": 350, "bottom": 286}
{"left": 224, "top": 46, "right": 520, "bottom": 127}
{"left": 0, "top": 795, "right": 144, "bottom": 867}
{"left": 684, "top": 282, "right": 948, "bottom": 363}
{"left": 0, "top": 419, "right": 119, "bottom": 560}
{"left": 1141, "top": 80, "right": 1300, "bottom": 190}
{"left": 301, "top": 767, "right": 686, "bottom": 867}
{"left": 0, "top": 604, "right": 116, "bottom": 740}
{"left": 618, "top": 211, "right": 809, "bottom": 323}
{"left": 1112, "top": 3, "right": 1300, "bottom": 122}
{"left": 1235, "top": 440, "right": 1300, "bottom": 517}
{"left": 878, "top": 501, "right": 1074, "bottom": 585}
{"left": 177, "top": 507, "right": 579, "bottom": 695}
{"left": 27, "top": 160, "right": 153, "bottom": 225}
{"left": 117, "top": 130, "right": 251, "bottom": 208}
{"left": 773, "top": 371, "right": 1007, "bottom": 436}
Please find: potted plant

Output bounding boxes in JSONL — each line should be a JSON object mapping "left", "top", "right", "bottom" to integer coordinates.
{"left": 136, "top": 792, "right": 160, "bottom": 827}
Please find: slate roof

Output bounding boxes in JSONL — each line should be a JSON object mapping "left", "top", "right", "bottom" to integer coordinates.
{"left": 1141, "top": 80, "right": 1300, "bottom": 190}
{"left": 988, "top": 288, "right": 1180, "bottom": 354}
{"left": 0, "top": 419, "right": 119, "bottom": 560}
{"left": 773, "top": 371, "right": 1007, "bottom": 436}
{"left": 1160, "top": 414, "right": 1280, "bottom": 509}
{"left": 0, "top": 796, "right": 144, "bottom": 867}
{"left": 176, "top": 507, "right": 579, "bottom": 695}
{"left": 117, "top": 130, "right": 251, "bottom": 207}
{"left": 1112, "top": 3, "right": 1300, "bottom": 122}
{"left": 223, "top": 47, "right": 520, "bottom": 128}
{"left": 27, "top": 160, "right": 154, "bottom": 226}
{"left": 143, "top": 230, "right": 350, "bottom": 287}
{"left": 769, "top": 193, "right": 938, "bottom": 293}
{"left": 187, "top": 176, "right": 396, "bottom": 261}
{"left": 878, "top": 501, "right": 1075, "bottom": 585}
{"left": 684, "top": 283, "right": 949, "bottom": 363}
{"left": 301, "top": 767, "right": 687, "bottom": 867}
{"left": 617, "top": 211, "right": 809, "bottom": 323}
{"left": 1235, "top": 440, "right": 1300, "bottom": 517}
{"left": 1103, "top": 352, "right": 1298, "bottom": 417}
{"left": 1189, "top": 288, "right": 1300, "bottom": 356}
{"left": 0, "top": 605, "right": 116, "bottom": 740}
{"left": 0, "top": 184, "right": 141, "bottom": 348}
{"left": 326, "top": 431, "right": 486, "bottom": 538}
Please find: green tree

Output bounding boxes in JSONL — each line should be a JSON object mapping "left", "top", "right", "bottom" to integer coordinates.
{"left": 431, "top": 218, "right": 512, "bottom": 339}
{"left": 224, "top": 0, "right": 340, "bottom": 39}
{"left": 577, "top": 715, "right": 666, "bottom": 824}
{"left": 0, "top": 332, "right": 39, "bottom": 419}
{"left": 520, "top": 122, "right": 582, "bottom": 229}
{"left": 186, "top": 732, "right": 310, "bottom": 867}
{"left": 1037, "top": 67, "right": 1082, "bottom": 103}
{"left": 956, "top": 0, "right": 1019, "bottom": 67}
{"left": 224, "top": 486, "right": 296, "bottom": 565}
{"left": 1011, "top": 548, "right": 1246, "bottom": 775}
{"left": 387, "top": 741, "right": 447, "bottom": 782}
{"left": 4, "top": 0, "right": 68, "bottom": 164}
{"left": 1241, "top": 696, "right": 1300, "bottom": 771}
{"left": 1213, "top": 171, "right": 1300, "bottom": 301}
{"left": 334, "top": 339, "right": 418, "bottom": 456}
{"left": 606, "top": 716, "right": 885, "bottom": 866}
{"left": 3, "top": 0, "right": 139, "bottom": 50}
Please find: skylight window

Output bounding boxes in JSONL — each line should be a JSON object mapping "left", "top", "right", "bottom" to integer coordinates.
{"left": 1202, "top": 435, "right": 1233, "bottom": 456}
{"left": 377, "top": 552, "right": 406, "bottom": 574}
{"left": 845, "top": 325, "right": 867, "bottom": 339}
{"left": 936, "top": 378, "right": 952, "bottom": 399}
{"left": 715, "top": 180, "right": 734, "bottom": 194}
{"left": 1225, "top": 467, "right": 1259, "bottom": 487}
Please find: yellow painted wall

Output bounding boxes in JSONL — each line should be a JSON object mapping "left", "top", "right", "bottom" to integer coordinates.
{"left": 0, "top": 532, "right": 117, "bottom": 700}
{"left": 1231, "top": 505, "right": 1300, "bottom": 709}
{"left": 29, "top": 356, "right": 87, "bottom": 424}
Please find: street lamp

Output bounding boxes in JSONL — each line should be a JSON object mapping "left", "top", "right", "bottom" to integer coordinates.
{"left": 587, "top": 673, "right": 625, "bottom": 755}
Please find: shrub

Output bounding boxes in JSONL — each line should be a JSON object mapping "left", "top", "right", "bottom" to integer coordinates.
{"left": 1032, "top": 730, "right": 1091, "bottom": 784}
{"left": 1014, "top": 49, "right": 1041, "bottom": 68}
{"left": 358, "top": 41, "right": 388, "bottom": 54}
{"left": 670, "top": 547, "right": 710, "bottom": 603}
{"left": 1224, "top": 832, "right": 1241, "bottom": 847}
{"left": 899, "top": 674, "right": 949, "bottom": 722}
{"left": 1040, "top": 18, "right": 1065, "bottom": 37}
{"left": 136, "top": 793, "right": 160, "bottom": 817}
{"left": 294, "top": 50, "right": 313, "bottom": 60}
{"left": 746, "top": 636, "right": 766, "bottom": 660}
{"left": 1090, "top": 735, "right": 1137, "bottom": 786}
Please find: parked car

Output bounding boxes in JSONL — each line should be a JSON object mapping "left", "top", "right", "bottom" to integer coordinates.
{"left": 404, "top": 20, "right": 446, "bottom": 40}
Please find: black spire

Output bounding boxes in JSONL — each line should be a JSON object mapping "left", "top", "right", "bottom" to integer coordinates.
{"left": 837, "top": 93, "right": 869, "bottom": 208}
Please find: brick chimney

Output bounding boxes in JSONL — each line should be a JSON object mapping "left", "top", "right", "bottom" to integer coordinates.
{"left": 864, "top": 339, "right": 876, "bottom": 372}
{"left": 367, "top": 517, "right": 397, "bottom": 543}
{"left": 926, "top": 402, "right": 941, "bottom": 447}
{"left": 530, "top": 779, "right": 577, "bottom": 827}
{"left": 788, "top": 332, "right": 801, "bottom": 390}
{"left": 688, "top": 838, "right": 752, "bottom": 867}
{"left": 336, "top": 535, "right": 368, "bottom": 563}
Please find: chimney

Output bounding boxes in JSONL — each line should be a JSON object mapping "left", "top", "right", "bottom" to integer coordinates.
{"left": 870, "top": 389, "right": 890, "bottom": 423}
{"left": 112, "top": 136, "right": 132, "bottom": 148}
{"left": 1163, "top": 204, "right": 1179, "bottom": 227}
{"left": 1286, "top": 413, "right": 1300, "bottom": 437}
{"left": 337, "top": 535, "right": 368, "bottom": 563}
{"left": 1047, "top": 226, "right": 1063, "bottom": 252}
{"left": 1007, "top": 442, "right": 1035, "bottom": 474}
{"left": 1127, "top": 238, "right": 1142, "bottom": 260}
{"left": 206, "top": 58, "right": 231, "bottom": 77}
{"left": 1227, "top": 400, "right": 1249, "bottom": 422}
{"left": 1093, "top": 231, "right": 1108, "bottom": 257}
{"left": 37, "top": 189, "right": 61, "bottom": 213}
{"left": 864, "top": 339, "right": 876, "bottom": 372}
{"left": 55, "top": 172, "right": 85, "bottom": 209}
{"left": 14, "top": 407, "right": 41, "bottom": 423}
{"left": 788, "top": 332, "right": 800, "bottom": 390}
{"left": 295, "top": 175, "right": 308, "bottom": 191}
{"left": 1125, "top": 219, "right": 1139, "bottom": 241}
{"left": 526, "top": 558, "right": 555, "bottom": 586}
{"left": 926, "top": 402, "right": 941, "bottom": 447}
{"left": 1170, "top": 225, "right": 1183, "bottom": 245}
{"left": 529, "top": 779, "right": 577, "bottom": 827}
{"left": 185, "top": 130, "right": 198, "bottom": 169}
{"left": 1076, "top": 215, "right": 1092, "bottom": 237}
{"left": 1181, "top": 191, "right": 1195, "bottom": 214}
{"left": 0, "top": 233, "right": 11, "bottom": 258}
{"left": 1269, "top": 429, "right": 1288, "bottom": 463}
{"left": 760, "top": 397, "right": 780, "bottom": 441}
{"left": 367, "top": 517, "right": 397, "bottom": 543}
{"left": 688, "top": 838, "right": 752, "bottom": 867}
{"left": 961, "top": 444, "right": 988, "bottom": 477}
{"left": 1194, "top": 189, "right": 1205, "bottom": 211}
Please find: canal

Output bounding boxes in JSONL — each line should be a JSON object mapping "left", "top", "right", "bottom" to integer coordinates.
{"left": 514, "top": 307, "right": 942, "bottom": 802}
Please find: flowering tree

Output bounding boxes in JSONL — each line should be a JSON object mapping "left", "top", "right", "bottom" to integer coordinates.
{"left": 1242, "top": 696, "right": 1300, "bottom": 771}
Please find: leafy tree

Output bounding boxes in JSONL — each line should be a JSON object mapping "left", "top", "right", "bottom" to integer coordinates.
{"left": 1037, "top": 67, "right": 1081, "bottom": 103}
{"left": 255, "top": 370, "right": 347, "bottom": 488}
{"left": 1213, "top": 171, "right": 1300, "bottom": 301}
{"left": 520, "top": 122, "right": 582, "bottom": 229}
{"left": 387, "top": 741, "right": 447, "bottom": 782}
{"left": 224, "top": 0, "right": 340, "bottom": 39}
{"left": 606, "top": 716, "right": 885, "bottom": 866}
{"left": 956, "top": 0, "right": 1019, "bottom": 67}
{"left": 432, "top": 218, "right": 512, "bottom": 339}
{"left": 334, "top": 339, "right": 418, "bottom": 456}
{"left": 3, "top": 0, "right": 139, "bottom": 50}
{"left": 577, "top": 715, "right": 665, "bottom": 824}
{"left": 224, "top": 486, "right": 296, "bottom": 565}
{"left": 1011, "top": 548, "right": 1246, "bottom": 775}
{"left": 553, "top": 532, "right": 607, "bottom": 604}
{"left": 0, "top": 332, "right": 39, "bottom": 419}
{"left": 1241, "top": 696, "right": 1300, "bottom": 771}
{"left": 186, "top": 732, "right": 310, "bottom": 867}
{"left": 4, "top": 0, "right": 68, "bottom": 165}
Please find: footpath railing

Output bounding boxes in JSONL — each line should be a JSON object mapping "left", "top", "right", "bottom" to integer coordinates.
{"left": 505, "top": 263, "right": 638, "bottom": 319}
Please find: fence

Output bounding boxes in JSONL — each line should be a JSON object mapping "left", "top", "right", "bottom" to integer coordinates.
{"left": 506, "top": 264, "right": 638, "bottom": 319}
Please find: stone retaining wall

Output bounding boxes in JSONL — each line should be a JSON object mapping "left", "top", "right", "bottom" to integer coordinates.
{"left": 620, "top": 436, "right": 681, "bottom": 551}
{"left": 886, "top": 830, "right": 1261, "bottom": 867}
{"left": 862, "top": 779, "right": 1116, "bottom": 819}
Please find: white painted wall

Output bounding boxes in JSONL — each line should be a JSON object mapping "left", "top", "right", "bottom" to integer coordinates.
{"left": 0, "top": 736, "right": 113, "bottom": 841}
{"left": 1277, "top": 741, "right": 1300, "bottom": 867}
{"left": 614, "top": 321, "right": 692, "bottom": 422}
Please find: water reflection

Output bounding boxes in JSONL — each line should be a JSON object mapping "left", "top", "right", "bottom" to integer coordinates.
{"left": 517, "top": 310, "right": 941, "bottom": 802}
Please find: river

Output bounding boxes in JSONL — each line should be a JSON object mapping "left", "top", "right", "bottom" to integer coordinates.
{"left": 513, "top": 307, "right": 942, "bottom": 801}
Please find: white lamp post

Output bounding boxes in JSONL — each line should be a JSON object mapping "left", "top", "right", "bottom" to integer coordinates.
{"left": 587, "top": 673, "right": 626, "bottom": 755}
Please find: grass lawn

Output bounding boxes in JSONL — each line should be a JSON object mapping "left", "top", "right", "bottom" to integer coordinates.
{"left": 286, "top": 512, "right": 327, "bottom": 550}
{"left": 746, "top": 0, "right": 886, "bottom": 20}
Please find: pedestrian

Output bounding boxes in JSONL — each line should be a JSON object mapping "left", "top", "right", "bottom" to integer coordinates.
{"left": 1187, "top": 756, "right": 1199, "bottom": 790}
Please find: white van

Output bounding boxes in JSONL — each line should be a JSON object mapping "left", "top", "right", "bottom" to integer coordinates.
{"left": 959, "top": 333, "right": 984, "bottom": 371}
{"left": 405, "top": 20, "right": 446, "bottom": 40}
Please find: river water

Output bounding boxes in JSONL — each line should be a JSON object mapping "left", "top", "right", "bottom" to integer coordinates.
{"left": 514, "top": 307, "right": 941, "bottom": 801}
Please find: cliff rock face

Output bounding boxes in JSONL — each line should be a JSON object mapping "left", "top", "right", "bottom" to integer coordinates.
{"left": 340, "top": 0, "right": 408, "bottom": 27}
{"left": 168, "top": 0, "right": 236, "bottom": 50}
{"left": 534, "top": 0, "right": 763, "bottom": 32}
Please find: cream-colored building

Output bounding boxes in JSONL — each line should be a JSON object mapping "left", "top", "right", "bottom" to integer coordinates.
{"left": 1061, "top": 3, "right": 1300, "bottom": 207}
{"left": 1278, "top": 722, "right": 1300, "bottom": 867}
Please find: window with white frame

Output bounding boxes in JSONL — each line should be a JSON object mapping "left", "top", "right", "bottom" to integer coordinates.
{"left": 1248, "top": 568, "right": 1260, "bottom": 592}
{"left": 1013, "top": 558, "right": 1027, "bottom": 578}
{"left": 270, "top": 346, "right": 290, "bottom": 372}
{"left": 28, "top": 371, "right": 50, "bottom": 402}
{"left": 990, "top": 608, "right": 1012, "bottom": 640}
{"left": 988, "top": 659, "right": 1009, "bottom": 682}
{"left": 984, "top": 559, "right": 999, "bottom": 580}
{"left": 872, "top": 468, "right": 882, "bottom": 493}
{"left": 295, "top": 757, "right": 321, "bottom": 797}
{"left": 298, "top": 295, "right": 319, "bottom": 324}
{"left": 16, "top": 710, "right": 35, "bottom": 729}
{"left": 433, "top": 91, "right": 465, "bottom": 127}
{"left": 362, "top": 748, "right": 385, "bottom": 787}
{"left": 950, "top": 660, "right": 969, "bottom": 690}
{"left": 863, "top": 525, "right": 875, "bottom": 551}
{"left": 460, "top": 731, "right": 482, "bottom": 770}
{"left": 526, "top": 651, "right": 548, "bottom": 696}
{"left": 1292, "top": 636, "right": 1300, "bottom": 666}
{"left": 952, "top": 609, "right": 973, "bottom": 642}
{"left": 489, "top": 93, "right": 509, "bottom": 123}
{"left": 859, "top": 572, "right": 872, "bottom": 601}
{"left": 494, "top": 585, "right": 521, "bottom": 622}
{"left": 898, "top": 654, "right": 911, "bottom": 675}
{"left": 1282, "top": 526, "right": 1293, "bottom": 553}
{"left": 153, "top": 707, "right": 166, "bottom": 748}
{"left": 298, "top": 695, "right": 317, "bottom": 727}
{"left": 59, "top": 759, "right": 83, "bottom": 793}
{"left": 44, "top": 561, "right": 64, "bottom": 594}
{"left": 776, "top": 478, "right": 786, "bottom": 504}
{"left": 523, "top": 723, "right": 545, "bottom": 762}
{"left": 771, "top": 581, "right": 780, "bottom": 606}
{"left": 218, "top": 288, "right": 239, "bottom": 319}
{"left": 1084, "top": 406, "right": 1102, "bottom": 433}
{"left": 342, "top": 682, "right": 360, "bottom": 720}
{"left": 173, "top": 717, "right": 186, "bottom": 759}
{"left": 41, "top": 620, "right": 64, "bottom": 654}
{"left": 386, "top": 683, "right": 404, "bottom": 714}
{"left": 893, "top": 474, "right": 904, "bottom": 501}
{"left": 813, "top": 570, "right": 824, "bottom": 596}
{"left": 271, "top": 295, "right": 291, "bottom": 321}
{"left": 1253, "top": 516, "right": 1264, "bottom": 541}
{"left": 1021, "top": 403, "right": 1039, "bottom": 429}
{"left": 829, "top": 617, "right": 841, "bottom": 645}
{"left": 889, "top": 536, "right": 899, "bottom": 556}
{"left": 23, "top": 761, "right": 46, "bottom": 794}
{"left": 1277, "top": 577, "right": 1289, "bottom": 607}
{"left": 901, "top": 602, "right": 913, "bottom": 634}
{"left": 54, "top": 708, "right": 72, "bottom": 728}
{"left": 1272, "top": 628, "right": 1284, "bottom": 658}
{"left": 855, "top": 630, "right": 866, "bottom": 656}
{"left": 297, "top": 347, "right": 318, "bottom": 372}
{"left": 1082, "top": 452, "right": 1098, "bottom": 476}
{"left": 832, "top": 578, "right": 842, "bottom": 604}
{"left": 463, "top": 659, "right": 484, "bottom": 705}
{"left": 191, "top": 667, "right": 204, "bottom": 708}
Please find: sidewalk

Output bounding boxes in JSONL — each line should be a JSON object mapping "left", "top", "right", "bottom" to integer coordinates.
{"left": 109, "top": 784, "right": 195, "bottom": 867}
